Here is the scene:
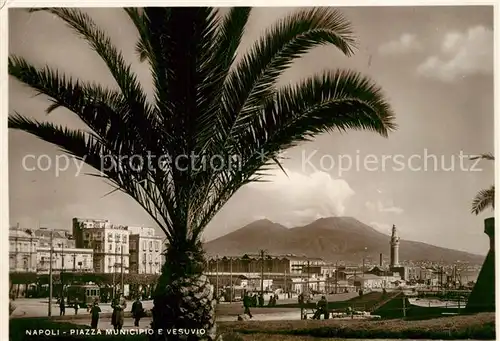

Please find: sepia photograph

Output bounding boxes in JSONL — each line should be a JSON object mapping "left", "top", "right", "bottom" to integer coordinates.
{"left": 6, "top": 4, "right": 496, "bottom": 341}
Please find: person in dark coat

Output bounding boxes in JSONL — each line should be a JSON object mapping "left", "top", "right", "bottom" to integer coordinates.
{"left": 111, "top": 295, "right": 127, "bottom": 330}
{"left": 74, "top": 298, "right": 79, "bottom": 315}
{"left": 90, "top": 301, "right": 101, "bottom": 329}
{"left": 131, "top": 297, "right": 143, "bottom": 327}
{"left": 313, "top": 295, "right": 328, "bottom": 319}
{"left": 59, "top": 297, "right": 65, "bottom": 316}
{"left": 242, "top": 294, "right": 253, "bottom": 318}
{"left": 258, "top": 294, "right": 265, "bottom": 307}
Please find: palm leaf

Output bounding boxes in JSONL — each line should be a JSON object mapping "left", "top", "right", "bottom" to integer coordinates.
{"left": 470, "top": 153, "right": 494, "bottom": 161}
{"left": 471, "top": 186, "right": 495, "bottom": 215}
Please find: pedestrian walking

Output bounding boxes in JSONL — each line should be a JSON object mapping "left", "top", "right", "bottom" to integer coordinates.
{"left": 74, "top": 298, "right": 79, "bottom": 315}
{"left": 131, "top": 297, "right": 143, "bottom": 327}
{"left": 90, "top": 301, "right": 101, "bottom": 329}
{"left": 242, "top": 293, "right": 253, "bottom": 319}
{"left": 111, "top": 295, "right": 127, "bottom": 330}
{"left": 258, "top": 294, "right": 264, "bottom": 307}
{"left": 59, "top": 297, "right": 65, "bottom": 316}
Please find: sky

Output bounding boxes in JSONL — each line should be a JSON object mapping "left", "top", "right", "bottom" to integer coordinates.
{"left": 8, "top": 6, "right": 494, "bottom": 255}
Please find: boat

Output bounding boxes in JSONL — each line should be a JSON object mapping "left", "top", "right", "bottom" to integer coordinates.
{"left": 408, "top": 297, "right": 467, "bottom": 308}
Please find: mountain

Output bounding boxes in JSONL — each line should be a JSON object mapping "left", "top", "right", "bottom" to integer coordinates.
{"left": 204, "top": 217, "right": 485, "bottom": 264}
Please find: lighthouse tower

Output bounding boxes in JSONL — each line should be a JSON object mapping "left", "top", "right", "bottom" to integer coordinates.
{"left": 390, "top": 224, "right": 400, "bottom": 267}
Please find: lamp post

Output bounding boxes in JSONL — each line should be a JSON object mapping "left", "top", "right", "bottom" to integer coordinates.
{"left": 48, "top": 230, "right": 54, "bottom": 317}
{"left": 229, "top": 257, "right": 233, "bottom": 304}
{"left": 215, "top": 255, "right": 219, "bottom": 297}
{"left": 261, "top": 252, "right": 265, "bottom": 295}
{"left": 120, "top": 246, "right": 124, "bottom": 295}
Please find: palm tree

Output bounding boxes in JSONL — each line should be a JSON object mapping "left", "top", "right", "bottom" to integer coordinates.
{"left": 470, "top": 153, "right": 495, "bottom": 215}
{"left": 9, "top": 8, "right": 396, "bottom": 340}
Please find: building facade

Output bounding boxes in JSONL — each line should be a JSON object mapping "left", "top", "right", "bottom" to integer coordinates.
{"left": 37, "top": 246, "right": 94, "bottom": 273}
{"left": 9, "top": 227, "right": 39, "bottom": 272}
{"left": 206, "top": 254, "right": 326, "bottom": 276}
{"left": 35, "top": 228, "right": 75, "bottom": 248}
{"left": 128, "top": 226, "right": 163, "bottom": 274}
{"left": 72, "top": 218, "right": 130, "bottom": 274}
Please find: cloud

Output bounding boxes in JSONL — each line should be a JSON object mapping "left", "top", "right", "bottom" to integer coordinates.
{"left": 378, "top": 34, "right": 422, "bottom": 55}
{"left": 206, "top": 169, "right": 355, "bottom": 237}
{"left": 365, "top": 200, "right": 404, "bottom": 214}
{"left": 417, "top": 25, "right": 493, "bottom": 82}
{"left": 370, "top": 222, "right": 392, "bottom": 234}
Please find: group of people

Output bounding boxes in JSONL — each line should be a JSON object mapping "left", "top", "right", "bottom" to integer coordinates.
{"left": 298, "top": 293, "right": 329, "bottom": 320}
{"left": 242, "top": 292, "right": 280, "bottom": 318}
{"left": 58, "top": 295, "right": 145, "bottom": 330}
{"left": 58, "top": 297, "right": 80, "bottom": 316}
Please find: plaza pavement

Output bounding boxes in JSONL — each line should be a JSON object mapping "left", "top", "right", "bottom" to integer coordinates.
{"left": 10, "top": 298, "right": 154, "bottom": 318}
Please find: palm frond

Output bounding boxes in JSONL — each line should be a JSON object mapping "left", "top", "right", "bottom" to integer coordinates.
{"left": 124, "top": 8, "right": 152, "bottom": 62}
{"left": 9, "top": 113, "right": 175, "bottom": 239}
{"left": 31, "top": 8, "right": 147, "bottom": 104}
{"left": 471, "top": 185, "right": 495, "bottom": 215}
{"left": 8, "top": 56, "right": 165, "bottom": 158}
{"left": 470, "top": 153, "right": 494, "bottom": 161}
{"left": 233, "top": 69, "right": 396, "bottom": 163}
{"left": 194, "top": 8, "right": 252, "bottom": 150}
{"left": 217, "top": 8, "right": 356, "bottom": 152}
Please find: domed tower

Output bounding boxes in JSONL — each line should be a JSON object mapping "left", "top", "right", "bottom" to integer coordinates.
{"left": 390, "top": 224, "right": 400, "bottom": 267}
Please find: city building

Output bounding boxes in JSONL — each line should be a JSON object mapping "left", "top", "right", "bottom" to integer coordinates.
{"left": 9, "top": 226, "right": 39, "bottom": 272}
{"left": 206, "top": 254, "right": 326, "bottom": 276}
{"left": 128, "top": 226, "right": 163, "bottom": 274}
{"left": 37, "top": 246, "right": 94, "bottom": 273}
{"left": 35, "top": 228, "right": 75, "bottom": 248}
{"left": 72, "top": 218, "right": 130, "bottom": 274}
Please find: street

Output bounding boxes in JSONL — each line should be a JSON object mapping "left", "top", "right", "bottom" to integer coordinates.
{"left": 10, "top": 298, "right": 154, "bottom": 318}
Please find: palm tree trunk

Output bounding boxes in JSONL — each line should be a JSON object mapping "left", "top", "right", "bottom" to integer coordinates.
{"left": 150, "top": 241, "right": 218, "bottom": 341}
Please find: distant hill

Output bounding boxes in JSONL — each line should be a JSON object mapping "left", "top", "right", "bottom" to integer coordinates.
{"left": 204, "top": 217, "right": 485, "bottom": 264}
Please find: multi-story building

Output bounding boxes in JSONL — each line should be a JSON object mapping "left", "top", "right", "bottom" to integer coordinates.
{"left": 9, "top": 227, "right": 39, "bottom": 272}
{"left": 72, "top": 218, "right": 130, "bottom": 274}
{"left": 35, "top": 228, "right": 75, "bottom": 248}
{"left": 206, "top": 254, "right": 326, "bottom": 276}
{"left": 37, "top": 246, "right": 94, "bottom": 273}
{"left": 128, "top": 226, "right": 163, "bottom": 274}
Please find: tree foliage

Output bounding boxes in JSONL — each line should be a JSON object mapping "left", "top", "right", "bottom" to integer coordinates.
{"left": 9, "top": 8, "right": 396, "bottom": 256}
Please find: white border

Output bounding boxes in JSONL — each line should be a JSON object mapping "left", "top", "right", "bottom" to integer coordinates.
{"left": 1, "top": 2, "right": 498, "bottom": 341}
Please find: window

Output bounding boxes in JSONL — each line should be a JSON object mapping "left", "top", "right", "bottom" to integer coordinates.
{"left": 122, "top": 235, "right": 127, "bottom": 243}
{"left": 155, "top": 241, "right": 159, "bottom": 251}
{"left": 108, "top": 233, "right": 113, "bottom": 241}
{"left": 109, "top": 244, "right": 113, "bottom": 251}
{"left": 84, "top": 233, "right": 90, "bottom": 240}
{"left": 142, "top": 241, "right": 146, "bottom": 251}
{"left": 149, "top": 241, "right": 153, "bottom": 250}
